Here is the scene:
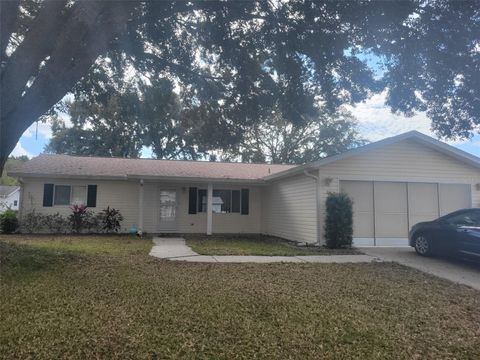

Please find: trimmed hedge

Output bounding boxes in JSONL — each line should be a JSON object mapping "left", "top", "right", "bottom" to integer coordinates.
{"left": 324, "top": 192, "right": 353, "bottom": 248}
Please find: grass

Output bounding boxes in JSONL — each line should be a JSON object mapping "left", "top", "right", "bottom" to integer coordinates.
{"left": 1, "top": 235, "right": 480, "bottom": 359}
{"left": 185, "top": 234, "right": 362, "bottom": 256}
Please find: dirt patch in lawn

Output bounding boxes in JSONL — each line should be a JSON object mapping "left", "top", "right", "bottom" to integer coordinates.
{"left": 184, "top": 234, "right": 362, "bottom": 256}
{"left": 1, "top": 235, "right": 479, "bottom": 359}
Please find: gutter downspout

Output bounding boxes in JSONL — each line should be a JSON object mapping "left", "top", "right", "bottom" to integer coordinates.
{"left": 303, "top": 170, "right": 321, "bottom": 245}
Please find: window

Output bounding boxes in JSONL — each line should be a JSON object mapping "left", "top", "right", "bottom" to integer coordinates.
{"left": 197, "top": 189, "right": 242, "bottom": 213}
{"left": 231, "top": 190, "right": 240, "bottom": 213}
{"left": 13, "top": 200, "right": 18, "bottom": 206}
{"left": 445, "top": 210, "right": 480, "bottom": 227}
{"left": 213, "top": 190, "right": 231, "bottom": 213}
{"left": 54, "top": 185, "right": 71, "bottom": 205}
{"left": 198, "top": 189, "right": 207, "bottom": 212}
{"left": 71, "top": 185, "right": 87, "bottom": 205}
{"left": 46, "top": 184, "right": 94, "bottom": 207}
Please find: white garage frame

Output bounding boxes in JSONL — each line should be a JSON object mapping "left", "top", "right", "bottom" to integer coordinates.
{"left": 339, "top": 178, "right": 473, "bottom": 247}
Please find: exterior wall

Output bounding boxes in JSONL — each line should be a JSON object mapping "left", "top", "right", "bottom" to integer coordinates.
{"left": 21, "top": 178, "right": 139, "bottom": 232}
{"left": 316, "top": 139, "right": 480, "bottom": 244}
{"left": 262, "top": 174, "right": 317, "bottom": 243}
{"left": 142, "top": 182, "right": 262, "bottom": 234}
{"left": 20, "top": 177, "right": 262, "bottom": 234}
{"left": 0, "top": 191, "right": 20, "bottom": 212}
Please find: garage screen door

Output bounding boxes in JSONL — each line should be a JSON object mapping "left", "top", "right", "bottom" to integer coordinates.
{"left": 408, "top": 183, "right": 439, "bottom": 227}
{"left": 340, "top": 181, "right": 374, "bottom": 239}
{"left": 439, "top": 184, "right": 471, "bottom": 216}
{"left": 374, "top": 182, "right": 408, "bottom": 238}
{"left": 340, "top": 181, "right": 471, "bottom": 246}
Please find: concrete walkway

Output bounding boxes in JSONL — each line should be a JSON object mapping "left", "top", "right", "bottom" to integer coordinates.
{"left": 361, "top": 247, "right": 480, "bottom": 290}
{"left": 149, "top": 237, "right": 378, "bottom": 264}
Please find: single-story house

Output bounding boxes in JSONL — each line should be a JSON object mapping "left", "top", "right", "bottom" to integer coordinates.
{"left": 9, "top": 131, "right": 480, "bottom": 246}
{"left": 0, "top": 185, "right": 20, "bottom": 213}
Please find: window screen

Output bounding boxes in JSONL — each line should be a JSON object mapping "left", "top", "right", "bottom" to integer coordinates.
{"left": 198, "top": 189, "right": 207, "bottom": 212}
{"left": 71, "top": 185, "right": 87, "bottom": 205}
{"left": 197, "top": 189, "right": 241, "bottom": 213}
{"left": 213, "top": 190, "right": 231, "bottom": 213}
{"left": 54, "top": 185, "right": 71, "bottom": 205}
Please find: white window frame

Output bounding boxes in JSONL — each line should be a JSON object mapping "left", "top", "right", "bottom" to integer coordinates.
{"left": 53, "top": 184, "right": 88, "bottom": 206}
{"left": 198, "top": 188, "right": 242, "bottom": 214}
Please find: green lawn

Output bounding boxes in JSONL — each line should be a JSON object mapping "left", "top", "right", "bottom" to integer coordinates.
{"left": 185, "top": 234, "right": 362, "bottom": 256}
{"left": 1, "top": 235, "right": 479, "bottom": 359}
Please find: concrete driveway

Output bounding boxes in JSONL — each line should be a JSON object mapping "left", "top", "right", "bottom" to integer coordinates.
{"left": 361, "top": 247, "right": 480, "bottom": 290}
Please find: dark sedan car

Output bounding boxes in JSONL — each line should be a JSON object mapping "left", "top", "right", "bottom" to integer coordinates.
{"left": 409, "top": 208, "right": 480, "bottom": 260}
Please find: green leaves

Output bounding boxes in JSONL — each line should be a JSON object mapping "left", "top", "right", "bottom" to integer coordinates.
{"left": 324, "top": 192, "right": 354, "bottom": 249}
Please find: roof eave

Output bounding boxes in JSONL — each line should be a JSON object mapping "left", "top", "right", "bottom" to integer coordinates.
{"left": 126, "top": 174, "right": 268, "bottom": 185}
{"left": 8, "top": 172, "right": 268, "bottom": 185}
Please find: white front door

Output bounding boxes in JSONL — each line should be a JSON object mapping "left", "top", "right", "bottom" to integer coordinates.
{"left": 158, "top": 190, "right": 177, "bottom": 231}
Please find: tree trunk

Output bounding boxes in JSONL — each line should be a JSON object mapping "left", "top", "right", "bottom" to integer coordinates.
{"left": 0, "top": 154, "right": 7, "bottom": 177}
{"left": 0, "top": 1, "right": 137, "bottom": 175}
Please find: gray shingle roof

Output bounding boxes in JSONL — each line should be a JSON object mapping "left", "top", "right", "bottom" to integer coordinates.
{"left": 0, "top": 185, "right": 19, "bottom": 197}
{"left": 8, "top": 154, "right": 297, "bottom": 181}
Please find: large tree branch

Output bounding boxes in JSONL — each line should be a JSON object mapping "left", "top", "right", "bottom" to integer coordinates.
{"left": 0, "top": 0, "right": 20, "bottom": 61}
{"left": 0, "top": 0, "right": 69, "bottom": 119}
{"left": 0, "top": 1, "right": 137, "bottom": 170}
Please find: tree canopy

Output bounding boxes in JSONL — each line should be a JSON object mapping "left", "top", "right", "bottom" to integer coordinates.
{"left": 0, "top": 156, "right": 28, "bottom": 185}
{"left": 1, "top": 0, "right": 479, "bottom": 172}
{"left": 222, "top": 108, "right": 366, "bottom": 164}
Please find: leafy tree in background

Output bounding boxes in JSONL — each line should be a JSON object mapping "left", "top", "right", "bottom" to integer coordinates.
{"left": 223, "top": 106, "right": 365, "bottom": 164}
{"left": 46, "top": 78, "right": 223, "bottom": 159}
{"left": 46, "top": 91, "right": 144, "bottom": 158}
{"left": 1, "top": 1, "right": 479, "bottom": 172}
{"left": 0, "top": 156, "right": 28, "bottom": 185}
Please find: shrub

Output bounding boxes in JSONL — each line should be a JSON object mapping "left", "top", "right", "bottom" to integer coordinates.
{"left": 69, "top": 204, "right": 89, "bottom": 233}
{"left": 99, "top": 206, "right": 123, "bottom": 233}
{"left": 20, "top": 210, "right": 45, "bottom": 233}
{"left": 324, "top": 192, "right": 353, "bottom": 249}
{"left": 44, "top": 213, "right": 69, "bottom": 234}
{"left": 0, "top": 209, "right": 19, "bottom": 234}
{"left": 84, "top": 211, "right": 102, "bottom": 233}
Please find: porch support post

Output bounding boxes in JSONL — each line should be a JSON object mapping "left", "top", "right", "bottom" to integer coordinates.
{"left": 138, "top": 179, "right": 144, "bottom": 231}
{"left": 207, "top": 183, "right": 213, "bottom": 235}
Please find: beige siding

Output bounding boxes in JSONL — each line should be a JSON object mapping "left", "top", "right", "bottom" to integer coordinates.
{"left": 21, "top": 178, "right": 139, "bottom": 232}
{"left": 262, "top": 174, "right": 317, "bottom": 243}
{"left": 21, "top": 178, "right": 261, "bottom": 234}
{"left": 318, "top": 139, "right": 480, "bottom": 244}
{"left": 143, "top": 183, "right": 262, "bottom": 234}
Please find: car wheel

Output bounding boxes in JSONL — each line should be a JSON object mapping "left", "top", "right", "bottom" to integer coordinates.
{"left": 414, "top": 234, "right": 431, "bottom": 256}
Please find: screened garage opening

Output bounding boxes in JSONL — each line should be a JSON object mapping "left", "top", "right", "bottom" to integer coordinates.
{"left": 340, "top": 180, "right": 472, "bottom": 246}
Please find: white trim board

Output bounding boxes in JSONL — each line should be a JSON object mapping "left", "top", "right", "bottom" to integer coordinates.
{"left": 353, "top": 238, "right": 409, "bottom": 247}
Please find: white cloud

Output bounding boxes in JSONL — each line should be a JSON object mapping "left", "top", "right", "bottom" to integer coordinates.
{"left": 346, "top": 91, "right": 469, "bottom": 146}
{"left": 346, "top": 91, "right": 432, "bottom": 140}
{"left": 22, "top": 121, "right": 52, "bottom": 139}
{"left": 10, "top": 142, "right": 32, "bottom": 158}
{"left": 21, "top": 112, "right": 72, "bottom": 140}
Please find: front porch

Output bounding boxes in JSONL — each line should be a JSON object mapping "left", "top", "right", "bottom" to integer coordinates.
{"left": 136, "top": 180, "right": 263, "bottom": 235}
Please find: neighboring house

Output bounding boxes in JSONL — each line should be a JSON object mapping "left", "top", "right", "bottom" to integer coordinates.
{"left": 9, "top": 131, "right": 480, "bottom": 246}
{"left": 0, "top": 186, "right": 20, "bottom": 213}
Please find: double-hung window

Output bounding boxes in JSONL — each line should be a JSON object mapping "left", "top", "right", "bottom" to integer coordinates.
{"left": 53, "top": 185, "right": 71, "bottom": 205}
{"left": 197, "top": 189, "right": 241, "bottom": 214}
{"left": 53, "top": 185, "right": 87, "bottom": 206}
